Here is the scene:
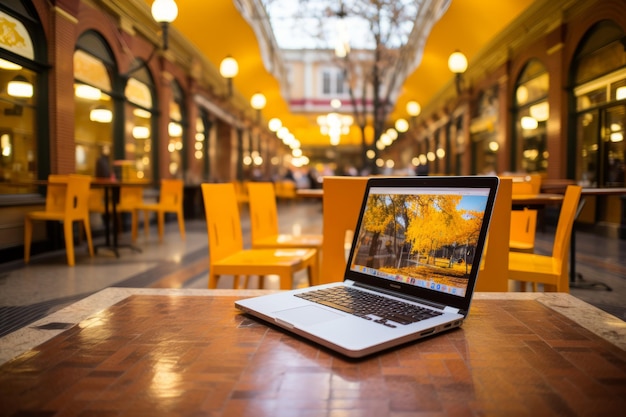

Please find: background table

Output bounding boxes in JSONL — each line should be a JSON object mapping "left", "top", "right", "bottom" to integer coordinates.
{"left": 0, "top": 289, "right": 624, "bottom": 416}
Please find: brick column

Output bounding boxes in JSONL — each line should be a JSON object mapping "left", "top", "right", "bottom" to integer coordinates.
{"left": 48, "top": 5, "right": 78, "bottom": 174}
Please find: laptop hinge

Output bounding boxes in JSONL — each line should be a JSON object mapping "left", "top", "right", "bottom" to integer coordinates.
{"left": 443, "top": 306, "right": 461, "bottom": 314}
{"left": 352, "top": 282, "right": 448, "bottom": 311}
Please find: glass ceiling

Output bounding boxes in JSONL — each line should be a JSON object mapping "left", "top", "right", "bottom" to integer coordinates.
{"left": 261, "top": 0, "right": 423, "bottom": 50}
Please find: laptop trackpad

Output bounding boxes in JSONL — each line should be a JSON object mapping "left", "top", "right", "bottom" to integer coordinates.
{"left": 273, "top": 305, "right": 344, "bottom": 327}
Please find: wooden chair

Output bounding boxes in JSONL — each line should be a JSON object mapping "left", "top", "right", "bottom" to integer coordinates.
{"left": 24, "top": 174, "right": 94, "bottom": 266}
{"left": 247, "top": 182, "right": 323, "bottom": 279}
{"left": 508, "top": 185, "right": 582, "bottom": 292}
{"left": 202, "top": 183, "right": 318, "bottom": 289}
{"left": 132, "top": 179, "right": 185, "bottom": 243}
{"left": 320, "top": 176, "right": 369, "bottom": 284}
{"left": 475, "top": 178, "right": 512, "bottom": 292}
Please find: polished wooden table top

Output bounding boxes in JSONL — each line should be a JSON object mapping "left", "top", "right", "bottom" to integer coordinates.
{"left": 0, "top": 289, "right": 624, "bottom": 416}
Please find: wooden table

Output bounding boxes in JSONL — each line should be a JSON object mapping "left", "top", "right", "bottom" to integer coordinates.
{"left": 0, "top": 288, "right": 624, "bottom": 416}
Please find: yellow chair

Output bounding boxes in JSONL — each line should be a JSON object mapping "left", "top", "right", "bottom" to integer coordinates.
{"left": 202, "top": 183, "right": 318, "bottom": 289}
{"left": 24, "top": 174, "right": 94, "bottom": 266}
{"left": 475, "top": 178, "right": 512, "bottom": 292}
{"left": 247, "top": 182, "right": 323, "bottom": 276}
{"left": 88, "top": 187, "right": 107, "bottom": 214}
{"left": 132, "top": 179, "right": 185, "bottom": 243}
{"left": 114, "top": 185, "right": 144, "bottom": 233}
{"left": 508, "top": 185, "right": 582, "bottom": 292}
{"left": 506, "top": 174, "right": 542, "bottom": 253}
{"left": 320, "top": 176, "right": 369, "bottom": 284}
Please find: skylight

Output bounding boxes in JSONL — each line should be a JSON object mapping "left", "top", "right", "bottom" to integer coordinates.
{"left": 261, "top": 0, "right": 422, "bottom": 51}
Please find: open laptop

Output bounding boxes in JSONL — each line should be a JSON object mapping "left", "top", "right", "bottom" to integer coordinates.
{"left": 236, "top": 176, "right": 499, "bottom": 358}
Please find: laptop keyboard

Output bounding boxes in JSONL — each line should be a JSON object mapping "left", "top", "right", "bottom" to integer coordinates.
{"left": 295, "top": 286, "right": 443, "bottom": 328}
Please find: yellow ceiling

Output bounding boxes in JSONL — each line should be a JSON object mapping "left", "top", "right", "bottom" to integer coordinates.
{"left": 159, "top": 0, "right": 535, "bottom": 148}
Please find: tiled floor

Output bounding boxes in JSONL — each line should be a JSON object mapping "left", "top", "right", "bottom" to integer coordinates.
{"left": 1, "top": 199, "right": 625, "bottom": 340}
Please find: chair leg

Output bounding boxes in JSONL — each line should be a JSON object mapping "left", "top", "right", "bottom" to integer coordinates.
{"left": 24, "top": 217, "right": 33, "bottom": 264}
{"left": 157, "top": 211, "right": 164, "bottom": 243}
{"left": 208, "top": 272, "right": 218, "bottom": 289}
{"left": 83, "top": 218, "right": 94, "bottom": 257}
{"left": 131, "top": 209, "right": 139, "bottom": 242}
{"left": 63, "top": 220, "right": 75, "bottom": 266}
{"left": 278, "top": 273, "right": 291, "bottom": 290}
{"left": 177, "top": 210, "right": 185, "bottom": 240}
{"left": 144, "top": 210, "right": 150, "bottom": 238}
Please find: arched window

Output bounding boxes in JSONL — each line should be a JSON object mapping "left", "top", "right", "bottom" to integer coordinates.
{"left": 125, "top": 64, "right": 155, "bottom": 181}
{"left": 572, "top": 20, "right": 625, "bottom": 188}
{"left": 0, "top": 4, "right": 46, "bottom": 194}
{"left": 513, "top": 59, "right": 549, "bottom": 174}
{"left": 74, "top": 31, "right": 115, "bottom": 177}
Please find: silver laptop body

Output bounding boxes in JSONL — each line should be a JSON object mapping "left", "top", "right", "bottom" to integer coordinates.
{"left": 235, "top": 176, "right": 499, "bottom": 358}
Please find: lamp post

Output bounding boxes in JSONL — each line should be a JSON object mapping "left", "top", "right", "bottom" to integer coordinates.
{"left": 448, "top": 51, "right": 468, "bottom": 96}
{"left": 220, "top": 56, "right": 239, "bottom": 98}
{"left": 151, "top": 0, "right": 178, "bottom": 51}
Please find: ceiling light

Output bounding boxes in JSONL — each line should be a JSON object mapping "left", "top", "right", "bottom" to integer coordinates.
{"left": 0, "top": 58, "right": 22, "bottom": 70}
{"left": 268, "top": 118, "right": 282, "bottom": 132}
{"left": 250, "top": 93, "right": 267, "bottom": 110}
{"left": 521, "top": 116, "right": 538, "bottom": 130}
{"left": 617, "top": 86, "right": 626, "bottom": 101}
{"left": 89, "top": 106, "right": 112, "bottom": 123}
{"left": 219, "top": 56, "right": 239, "bottom": 79}
{"left": 7, "top": 75, "right": 33, "bottom": 98}
{"left": 75, "top": 84, "right": 102, "bottom": 100}
{"left": 395, "top": 119, "right": 409, "bottom": 133}
{"left": 448, "top": 51, "right": 468, "bottom": 74}
{"left": 406, "top": 101, "right": 421, "bottom": 117}
{"left": 132, "top": 126, "right": 150, "bottom": 139}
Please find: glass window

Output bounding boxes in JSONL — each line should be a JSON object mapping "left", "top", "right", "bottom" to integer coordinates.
{"left": 0, "top": 64, "right": 37, "bottom": 193}
{"left": 74, "top": 39, "right": 115, "bottom": 179}
{"left": 0, "top": 10, "right": 38, "bottom": 195}
{"left": 168, "top": 80, "right": 184, "bottom": 178}
{"left": 126, "top": 77, "right": 154, "bottom": 181}
{"left": 513, "top": 59, "right": 549, "bottom": 174}
{"left": 573, "top": 21, "right": 626, "bottom": 188}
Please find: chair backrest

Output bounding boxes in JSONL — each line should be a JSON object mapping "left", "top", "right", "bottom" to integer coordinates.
{"left": 159, "top": 179, "right": 183, "bottom": 209}
{"left": 201, "top": 183, "right": 244, "bottom": 263}
{"left": 475, "top": 177, "right": 512, "bottom": 291}
{"left": 247, "top": 182, "right": 279, "bottom": 243}
{"left": 118, "top": 186, "right": 144, "bottom": 210}
{"left": 88, "top": 188, "right": 106, "bottom": 213}
{"left": 320, "top": 176, "right": 368, "bottom": 284}
{"left": 45, "top": 175, "right": 68, "bottom": 212}
{"left": 64, "top": 175, "right": 92, "bottom": 219}
{"left": 551, "top": 185, "right": 582, "bottom": 267}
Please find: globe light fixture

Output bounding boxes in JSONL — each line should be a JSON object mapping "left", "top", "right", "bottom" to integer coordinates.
{"left": 219, "top": 56, "right": 239, "bottom": 98}
{"left": 151, "top": 0, "right": 178, "bottom": 51}
{"left": 448, "top": 51, "right": 468, "bottom": 95}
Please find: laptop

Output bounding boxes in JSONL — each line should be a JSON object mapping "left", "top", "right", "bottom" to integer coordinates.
{"left": 235, "top": 176, "right": 499, "bottom": 358}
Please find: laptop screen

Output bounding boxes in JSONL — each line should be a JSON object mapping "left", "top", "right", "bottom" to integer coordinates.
{"left": 348, "top": 183, "right": 491, "bottom": 298}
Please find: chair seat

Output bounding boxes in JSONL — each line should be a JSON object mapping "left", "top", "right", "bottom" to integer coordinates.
{"left": 211, "top": 248, "right": 318, "bottom": 289}
{"left": 251, "top": 234, "right": 323, "bottom": 249}
{"left": 509, "top": 251, "right": 561, "bottom": 285}
{"left": 214, "top": 248, "right": 316, "bottom": 269}
{"left": 509, "top": 240, "right": 534, "bottom": 252}
{"left": 26, "top": 210, "right": 68, "bottom": 221}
